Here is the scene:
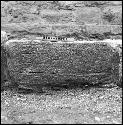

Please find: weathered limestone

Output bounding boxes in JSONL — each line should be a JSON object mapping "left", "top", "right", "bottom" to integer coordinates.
{"left": 1, "top": 31, "right": 8, "bottom": 46}
{"left": 1, "top": 1, "right": 122, "bottom": 91}
{"left": 1, "top": 1, "right": 122, "bottom": 39}
{"left": 74, "top": 7, "right": 102, "bottom": 25}
{"left": 3, "top": 39, "right": 121, "bottom": 90}
{"left": 1, "top": 31, "right": 18, "bottom": 90}
{"left": 102, "top": 6, "right": 122, "bottom": 25}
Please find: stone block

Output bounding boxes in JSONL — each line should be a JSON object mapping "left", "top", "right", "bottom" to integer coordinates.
{"left": 5, "top": 40, "right": 120, "bottom": 90}
{"left": 102, "top": 6, "right": 122, "bottom": 25}
{"left": 75, "top": 7, "right": 102, "bottom": 25}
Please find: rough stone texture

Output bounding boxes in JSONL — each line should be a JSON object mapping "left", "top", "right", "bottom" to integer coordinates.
{"left": 1, "top": 45, "right": 17, "bottom": 90}
{"left": 74, "top": 7, "right": 102, "bottom": 25}
{"left": 102, "top": 6, "right": 122, "bottom": 25}
{"left": 1, "top": 46, "right": 8, "bottom": 85}
{"left": 3, "top": 40, "right": 120, "bottom": 90}
{"left": 1, "top": 1, "right": 122, "bottom": 90}
{"left": 1, "top": 1, "right": 122, "bottom": 39}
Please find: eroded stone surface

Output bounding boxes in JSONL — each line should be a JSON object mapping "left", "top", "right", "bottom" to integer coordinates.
{"left": 3, "top": 39, "right": 120, "bottom": 90}
{"left": 1, "top": 1, "right": 122, "bottom": 39}
{"left": 1, "top": 1, "right": 122, "bottom": 90}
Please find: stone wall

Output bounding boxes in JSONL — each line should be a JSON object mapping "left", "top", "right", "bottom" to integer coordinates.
{"left": 1, "top": 1, "right": 122, "bottom": 40}
{"left": 4, "top": 40, "right": 120, "bottom": 89}
{"left": 1, "top": 1, "right": 122, "bottom": 90}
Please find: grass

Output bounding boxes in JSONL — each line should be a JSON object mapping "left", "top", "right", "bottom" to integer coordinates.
{"left": 1, "top": 86, "right": 122, "bottom": 124}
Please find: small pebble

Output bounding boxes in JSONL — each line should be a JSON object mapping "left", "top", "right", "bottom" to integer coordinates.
{"left": 95, "top": 116, "right": 100, "bottom": 121}
{"left": 99, "top": 96, "right": 104, "bottom": 99}
{"left": 112, "top": 120, "right": 120, "bottom": 124}
{"left": 1, "top": 115, "right": 8, "bottom": 121}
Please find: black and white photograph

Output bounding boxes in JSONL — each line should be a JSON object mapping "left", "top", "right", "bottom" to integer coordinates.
{"left": 1, "top": 1, "right": 122, "bottom": 124}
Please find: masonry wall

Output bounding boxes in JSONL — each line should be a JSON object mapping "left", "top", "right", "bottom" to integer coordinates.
{"left": 1, "top": 1, "right": 122, "bottom": 40}
{"left": 1, "top": 1, "right": 122, "bottom": 89}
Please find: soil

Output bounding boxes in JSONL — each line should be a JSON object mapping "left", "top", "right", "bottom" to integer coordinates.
{"left": 1, "top": 86, "right": 122, "bottom": 124}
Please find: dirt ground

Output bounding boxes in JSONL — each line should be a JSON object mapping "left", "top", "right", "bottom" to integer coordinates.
{"left": 1, "top": 86, "right": 122, "bottom": 124}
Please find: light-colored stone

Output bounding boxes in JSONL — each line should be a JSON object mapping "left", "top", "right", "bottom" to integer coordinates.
{"left": 95, "top": 116, "right": 100, "bottom": 121}
{"left": 1, "top": 31, "right": 8, "bottom": 43}
{"left": 75, "top": 7, "right": 102, "bottom": 25}
{"left": 1, "top": 1, "right": 122, "bottom": 39}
